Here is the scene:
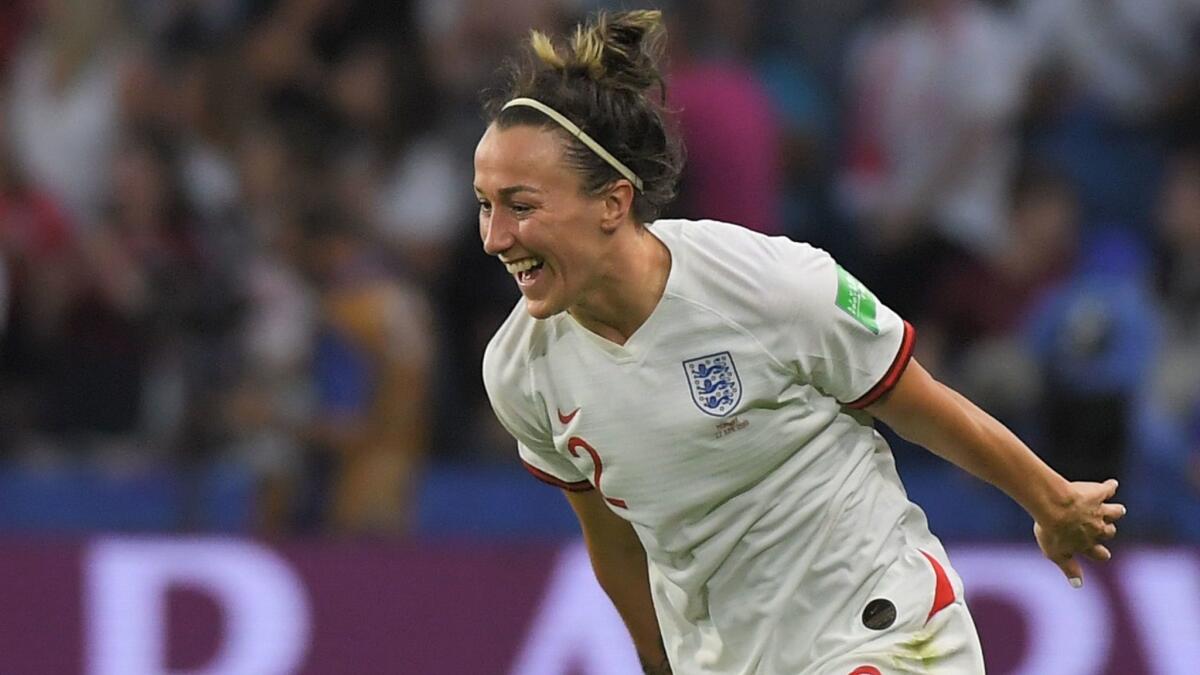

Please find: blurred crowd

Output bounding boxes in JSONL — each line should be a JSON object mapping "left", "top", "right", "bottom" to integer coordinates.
{"left": 0, "top": 0, "right": 1197, "bottom": 539}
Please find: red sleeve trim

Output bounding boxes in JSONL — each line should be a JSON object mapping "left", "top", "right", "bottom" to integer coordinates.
{"left": 846, "top": 320, "right": 916, "bottom": 410}
{"left": 522, "top": 461, "right": 594, "bottom": 492}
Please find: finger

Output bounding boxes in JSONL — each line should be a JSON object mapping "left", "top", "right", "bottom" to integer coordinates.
{"left": 1102, "top": 478, "right": 1119, "bottom": 499}
{"left": 1058, "top": 557, "right": 1084, "bottom": 588}
{"left": 1083, "top": 544, "right": 1112, "bottom": 562}
{"left": 1101, "top": 503, "right": 1127, "bottom": 523}
{"left": 1090, "top": 520, "right": 1118, "bottom": 540}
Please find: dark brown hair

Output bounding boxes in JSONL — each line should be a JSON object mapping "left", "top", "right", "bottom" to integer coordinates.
{"left": 483, "top": 10, "right": 683, "bottom": 224}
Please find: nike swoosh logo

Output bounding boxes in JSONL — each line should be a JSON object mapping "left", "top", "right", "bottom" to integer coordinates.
{"left": 557, "top": 408, "right": 580, "bottom": 425}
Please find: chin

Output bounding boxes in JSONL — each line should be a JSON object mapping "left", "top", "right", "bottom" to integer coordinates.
{"left": 522, "top": 297, "right": 564, "bottom": 320}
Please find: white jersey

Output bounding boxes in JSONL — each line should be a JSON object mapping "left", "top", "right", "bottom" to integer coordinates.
{"left": 483, "top": 219, "right": 967, "bottom": 674}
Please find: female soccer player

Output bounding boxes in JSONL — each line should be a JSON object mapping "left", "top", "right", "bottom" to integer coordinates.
{"left": 478, "top": 10, "right": 1124, "bottom": 674}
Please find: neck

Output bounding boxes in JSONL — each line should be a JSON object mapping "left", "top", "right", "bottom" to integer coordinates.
{"left": 569, "top": 224, "right": 671, "bottom": 345}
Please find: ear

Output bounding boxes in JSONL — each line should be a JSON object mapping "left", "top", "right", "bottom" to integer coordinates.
{"left": 598, "top": 179, "right": 636, "bottom": 234}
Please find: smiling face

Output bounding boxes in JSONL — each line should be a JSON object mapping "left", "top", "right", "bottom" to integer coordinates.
{"left": 474, "top": 123, "right": 617, "bottom": 319}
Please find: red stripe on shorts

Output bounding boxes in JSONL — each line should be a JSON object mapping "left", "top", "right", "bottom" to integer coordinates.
{"left": 920, "top": 549, "right": 957, "bottom": 623}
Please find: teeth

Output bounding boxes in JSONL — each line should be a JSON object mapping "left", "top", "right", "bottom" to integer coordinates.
{"left": 505, "top": 258, "right": 543, "bottom": 274}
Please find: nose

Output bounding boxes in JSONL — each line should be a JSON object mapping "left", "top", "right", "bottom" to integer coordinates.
{"left": 481, "top": 209, "right": 515, "bottom": 256}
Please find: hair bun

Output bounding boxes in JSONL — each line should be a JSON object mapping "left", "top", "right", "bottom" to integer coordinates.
{"left": 491, "top": 9, "right": 682, "bottom": 224}
{"left": 530, "top": 10, "right": 665, "bottom": 95}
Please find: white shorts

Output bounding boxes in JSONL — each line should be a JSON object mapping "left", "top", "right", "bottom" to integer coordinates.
{"left": 805, "top": 547, "right": 986, "bottom": 675}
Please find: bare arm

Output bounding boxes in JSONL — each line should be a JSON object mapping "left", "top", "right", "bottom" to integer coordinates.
{"left": 867, "top": 358, "right": 1126, "bottom": 586}
{"left": 565, "top": 490, "right": 671, "bottom": 673}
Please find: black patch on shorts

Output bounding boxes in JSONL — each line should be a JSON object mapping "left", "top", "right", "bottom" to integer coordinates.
{"left": 862, "top": 598, "right": 897, "bottom": 630}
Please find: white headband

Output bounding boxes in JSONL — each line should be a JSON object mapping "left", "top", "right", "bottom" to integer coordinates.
{"left": 502, "top": 97, "right": 645, "bottom": 192}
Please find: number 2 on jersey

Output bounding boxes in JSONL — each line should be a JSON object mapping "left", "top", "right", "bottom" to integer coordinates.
{"left": 567, "top": 437, "right": 628, "bottom": 509}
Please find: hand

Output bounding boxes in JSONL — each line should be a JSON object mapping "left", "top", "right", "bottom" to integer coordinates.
{"left": 1033, "top": 479, "right": 1126, "bottom": 588}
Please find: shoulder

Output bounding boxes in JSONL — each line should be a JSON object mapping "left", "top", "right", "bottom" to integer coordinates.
{"left": 653, "top": 218, "right": 836, "bottom": 312}
{"left": 654, "top": 218, "right": 827, "bottom": 267}
{"left": 482, "top": 299, "right": 552, "bottom": 397}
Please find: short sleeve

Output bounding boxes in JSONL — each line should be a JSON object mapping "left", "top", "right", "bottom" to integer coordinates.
{"left": 777, "top": 245, "right": 915, "bottom": 408}
{"left": 482, "top": 332, "right": 592, "bottom": 491}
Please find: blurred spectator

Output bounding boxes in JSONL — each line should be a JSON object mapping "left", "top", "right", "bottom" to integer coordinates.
{"left": 206, "top": 118, "right": 314, "bottom": 531}
{"left": 840, "top": 0, "right": 1025, "bottom": 317}
{"left": 39, "top": 129, "right": 203, "bottom": 450}
{"left": 753, "top": 0, "right": 879, "bottom": 86}
{"left": 339, "top": 38, "right": 469, "bottom": 286}
{"left": 125, "top": 0, "right": 245, "bottom": 46}
{"left": 755, "top": 56, "right": 835, "bottom": 241}
{"left": 233, "top": 121, "right": 293, "bottom": 234}
{"left": 1016, "top": 0, "right": 1200, "bottom": 228}
{"left": 221, "top": 205, "right": 316, "bottom": 533}
{"left": 922, "top": 163, "right": 1079, "bottom": 426}
{"left": 1025, "top": 230, "right": 1161, "bottom": 484}
{"left": 0, "top": 0, "right": 1195, "bottom": 540}
{"left": 0, "top": 1, "right": 31, "bottom": 78}
{"left": 299, "top": 206, "right": 434, "bottom": 534}
{"left": 1154, "top": 149, "right": 1200, "bottom": 335}
{"left": 1120, "top": 391, "right": 1200, "bottom": 542}
{"left": 417, "top": 0, "right": 569, "bottom": 102}
{"left": 374, "top": 129, "right": 472, "bottom": 285}
{"left": 329, "top": 41, "right": 401, "bottom": 155}
{"left": 164, "top": 52, "right": 241, "bottom": 223}
{"left": 432, "top": 227, "right": 522, "bottom": 463}
{"left": 1019, "top": 0, "right": 1200, "bottom": 121}
{"left": 927, "top": 164, "right": 1078, "bottom": 353}
{"left": 1150, "top": 145, "right": 1200, "bottom": 480}
{"left": 1133, "top": 148, "right": 1200, "bottom": 540}
{"left": 385, "top": 0, "right": 570, "bottom": 285}
{"left": 665, "top": 8, "right": 784, "bottom": 234}
{"left": 6, "top": 0, "right": 125, "bottom": 229}
{"left": 0, "top": 104, "right": 76, "bottom": 452}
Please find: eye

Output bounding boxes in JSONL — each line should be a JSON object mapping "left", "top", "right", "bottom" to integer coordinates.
{"left": 477, "top": 199, "right": 492, "bottom": 213}
{"left": 511, "top": 203, "right": 534, "bottom": 217}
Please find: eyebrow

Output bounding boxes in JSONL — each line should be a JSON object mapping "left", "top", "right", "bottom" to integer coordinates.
{"left": 474, "top": 184, "right": 543, "bottom": 198}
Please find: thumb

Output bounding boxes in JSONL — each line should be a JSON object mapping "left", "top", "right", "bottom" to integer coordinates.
{"left": 1058, "top": 557, "right": 1084, "bottom": 588}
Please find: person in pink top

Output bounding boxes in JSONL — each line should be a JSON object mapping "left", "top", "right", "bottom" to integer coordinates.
{"left": 666, "top": 14, "right": 783, "bottom": 235}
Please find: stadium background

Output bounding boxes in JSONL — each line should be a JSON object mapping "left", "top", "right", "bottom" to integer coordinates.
{"left": 0, "top": 0, "right": 1197, "bottom": 673}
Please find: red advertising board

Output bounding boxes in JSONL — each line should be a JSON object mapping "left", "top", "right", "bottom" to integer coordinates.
{"left": 0, "top": 537, "right": 1196, "bottom": 674}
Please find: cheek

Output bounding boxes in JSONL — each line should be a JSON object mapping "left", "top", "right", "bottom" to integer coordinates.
{"left": 550, "top": 236, "right": 595, "bottom": 285}
{"left": 547, "top": 219, "right": 598, "bottom": 269}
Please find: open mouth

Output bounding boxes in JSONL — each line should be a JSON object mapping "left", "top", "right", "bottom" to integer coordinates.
{"left": 505, "top": 257, "right": 545, "bottom": 286}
